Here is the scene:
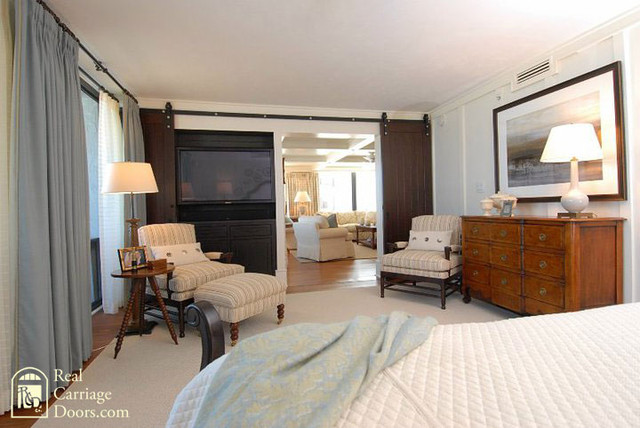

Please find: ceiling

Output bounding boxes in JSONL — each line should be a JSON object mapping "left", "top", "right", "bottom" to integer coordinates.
{"left": 283, "top": 133, "right": 375, "bottom": 171}
{"left": 49, "top": 0, "right": 640, "bottom": 112}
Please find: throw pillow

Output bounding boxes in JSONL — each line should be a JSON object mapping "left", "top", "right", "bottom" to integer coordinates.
{"left": 326, "top": 213, "right": 339, "bottom": 228}
{"left": 150, "top": 242, "right": 210, "bottom": 266}
{"left": 406, "top": 230, "right": 452, "bottom": 252}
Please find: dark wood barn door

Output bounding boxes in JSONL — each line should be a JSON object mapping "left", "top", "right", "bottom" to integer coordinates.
{"left": 381, "top": 118, "right": 433, "bottom": 249}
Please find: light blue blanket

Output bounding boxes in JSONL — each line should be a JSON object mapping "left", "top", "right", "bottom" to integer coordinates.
{"left": 193, "top": 312, "right": 437, "bottom": 428}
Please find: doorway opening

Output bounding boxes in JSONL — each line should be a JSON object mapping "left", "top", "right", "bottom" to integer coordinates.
{"left": 283, "top": 132, "right": 378, "bottom": 292}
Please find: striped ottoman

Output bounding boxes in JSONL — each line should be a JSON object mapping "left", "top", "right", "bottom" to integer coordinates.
{"left": 194, "top": 273, "right": 287, "bottom": 346}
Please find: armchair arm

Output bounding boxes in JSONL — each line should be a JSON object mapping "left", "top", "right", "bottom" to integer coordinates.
{"left": 205, "top": 252, "right": 233, "bottom": 263}
{"left": 317, "top": 228, "right": 348, "bottom": 239}
{"left": 444, "top": 245, "right": 461, "bottom": 260}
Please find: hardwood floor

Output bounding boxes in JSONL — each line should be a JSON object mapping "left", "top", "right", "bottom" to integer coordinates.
{"left": 2, "top": 254, "right": 376, "bottom": 426}
{"left": 286, "top": 251, "right": 378, "bottom": 293}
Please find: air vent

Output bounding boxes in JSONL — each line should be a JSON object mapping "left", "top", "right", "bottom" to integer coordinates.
{"left": 511, "top": 57, "right": 556, "bottom": 91}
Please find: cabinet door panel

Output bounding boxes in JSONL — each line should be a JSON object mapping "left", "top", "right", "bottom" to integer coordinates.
{"left": 523, "top": 250, "right": 564, "bottom": 279}
{"left": 463, "top": 221, "right": 490, "bottom": 241}
{"left": 490, "top": 223, "right": 521, "bottom": 245}
{"left": 490, "top": 245, "right": 521, "bottom": 271}
{"left": 230, "top": 237, "right": 274, "bottom": 274}
{"left": 523, "top": 224, "right": 564, "bottom": 250}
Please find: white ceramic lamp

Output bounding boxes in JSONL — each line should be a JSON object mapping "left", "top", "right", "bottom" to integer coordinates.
{"left": 293, "top": 190, "right": 311, "bottom": 216}
{"left": 540, "top": 124, "right": 603, "bottom": 215}
{"left": 103, "top": 162, "right": 159, "bottom": 246}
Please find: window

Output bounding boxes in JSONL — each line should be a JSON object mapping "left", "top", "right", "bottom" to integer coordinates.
{"left": 318, "top": 170, "right": 377, "bottom": 212}
{"left": 81, "top": 83, "right": 102, "bottom": 310}
{"left": 355, "top": 171, "right": 376, "bottom": 211}
{"left": 318, "top": 172, "right": 353, "bottom": 212}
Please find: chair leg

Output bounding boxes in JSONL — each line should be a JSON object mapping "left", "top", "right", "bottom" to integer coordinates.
{"left": 277, "top": 304, "right": 285, "bottom": 324}
{"left": 230, "top": 322, "right": 239, "bottom": 346}
{"left": 440, "top": 280, "right": 446, "bottom": 310}
{"left": 379, "top": 274, "right": 385, "bottom": 298}
{"left": 178, "top": 301, "right": 186, "bottom": 338}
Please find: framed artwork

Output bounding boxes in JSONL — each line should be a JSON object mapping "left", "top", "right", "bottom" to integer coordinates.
{"left": 493, "top": 62, "right": 626, "bottom": 202}
{"left": 117, "top": 246, "right": 149, "bottom": 272}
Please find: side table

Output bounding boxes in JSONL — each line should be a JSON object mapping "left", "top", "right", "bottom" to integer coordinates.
{"left": 111, "top": 265, "right": 178, "bottom": 358}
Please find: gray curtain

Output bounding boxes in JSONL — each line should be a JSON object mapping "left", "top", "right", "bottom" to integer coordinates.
{"left": 123, "top": 95, "right": 146, "bottom": 242}
{"left": 12, "top": 0, "right": 92, "bottom": 392}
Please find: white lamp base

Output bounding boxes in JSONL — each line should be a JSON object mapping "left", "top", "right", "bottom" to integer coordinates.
{"left": 560, "top": 158, "right": 589, "bottom": 214}
{"left": 561, "top": 189, "right": 589, "bottom": 213}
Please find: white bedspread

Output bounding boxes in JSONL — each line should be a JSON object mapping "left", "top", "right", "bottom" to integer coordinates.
{"left": 168, "top": 303, "right": 640, "bottom": 427}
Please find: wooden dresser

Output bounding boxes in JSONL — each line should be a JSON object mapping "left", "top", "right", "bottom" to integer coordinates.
{"left": 461, "top": 216, "right": 624, "bottom": 315}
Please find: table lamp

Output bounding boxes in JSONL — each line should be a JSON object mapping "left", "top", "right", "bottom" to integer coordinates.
{"left": 540, "top": 123, "right": 603, "bottom": 218}
{"left": 103, "top": 162, "right": 159, "bottom": 246}
{"left": 294, "top": 190, "right": 311, "bottom": 216}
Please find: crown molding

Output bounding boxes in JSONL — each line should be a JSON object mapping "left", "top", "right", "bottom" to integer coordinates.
{"left": 137, "top": 97, "right": 425, "bottom": 121}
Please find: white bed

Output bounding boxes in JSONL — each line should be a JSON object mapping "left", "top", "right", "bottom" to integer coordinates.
{"left": 167, "top": 303, "right": 640, "bottom": 427}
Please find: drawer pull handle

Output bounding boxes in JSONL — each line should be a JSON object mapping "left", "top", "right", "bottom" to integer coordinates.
{"left": 499, "top": 229, "right": 507, "bottom": 238}
{"left": 539, "top": 260, "right": 548, "bottom": 269}
{"left": 539, "top": 233, "right": 547, "bottom": 242}
{"left": 500, "top": 254, "right": 508, "bottom": 262}
{"left": 472, "top": 249, "right": 479, "bottom": 256}
{"left": 500, "top": 278, "right": 508, "bottom": 286}
{"left": 472, "top": 226, "right": 479, "bottom": 235}
{"left": 539, "top": 287, "right": 547, "bottom": 296}
{"left": 472, "top": 270, "right": 479, "bottom": 277}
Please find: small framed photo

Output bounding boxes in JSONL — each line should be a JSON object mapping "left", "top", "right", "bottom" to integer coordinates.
{"left": 117, "top": 246, "right": 149, "bottom": 272}
{"left": 500, "top": 200, "right": 514, "bottom": 217}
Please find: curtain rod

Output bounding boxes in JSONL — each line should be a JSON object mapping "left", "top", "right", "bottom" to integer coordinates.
{"left": 79, "top": 67, "right": 119, "bottom": 103}
{"left": 36, "top": 0, "right": 139, "bottom": 104}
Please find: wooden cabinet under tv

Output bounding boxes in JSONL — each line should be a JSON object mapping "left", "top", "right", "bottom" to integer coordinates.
{"left": 461, "top": 216, "right": 624, "bottom": 315}
{"left": 140, "top": 107, "right": 277, "bottom": 274}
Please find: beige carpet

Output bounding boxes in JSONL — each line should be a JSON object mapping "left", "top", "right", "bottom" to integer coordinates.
{"left": 292, "top": 242, "right": 377, "bottom": 262}
{"left": 35, "top": 286, "right": 516, "bottom": 428}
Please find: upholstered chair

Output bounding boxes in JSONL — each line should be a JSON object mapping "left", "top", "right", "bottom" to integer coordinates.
{"left": 138, "top": 223, "right": 244, "bottom": 336}
{"left": 293, "top": 216, "right": 355, "bottom": 262}
{"left": 380, "top": 215, "right": 462, "bottom": 309}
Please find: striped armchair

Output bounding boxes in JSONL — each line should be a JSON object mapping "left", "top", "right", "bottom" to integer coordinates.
{"left": 380, "top": 215, "right": 463, "bottom": 309}
{"left": 138, "top": 223, "right": 244, "bottom": 336}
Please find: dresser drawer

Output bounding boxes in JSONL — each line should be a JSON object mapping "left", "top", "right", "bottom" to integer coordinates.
{"left": 523, "top": 250, "right": 564, "bottom": 279}
{"left": 523, "top": 224, "right": 564, "bottom": 251}
{"left": 463, "top": 242, "right": 490, "bottom": 263}
{"left": 467, "top": 280, "right": 491, "bottom": 301}
{"left": 524, "top": 276, "right": 564, "bottom": 307}
{"left": 491, "top": 268, "right": 521, "bottom": 295}
{"left": 463, "top": 221, "right": 490, "bottom": 241}
{"left": 492, "top": 289, "right": 522, "bottom": 312}
{"left": 490, "top": 223, "right": 521, "bottom": 245}
{"left": 524, "top": 297, "right": 563, "bottom": 315}
{"left": 490, "top": 245, "right": 521, "bottom": 271}
{"left": 463, "top": 262, "right": 489, "bottom": 285}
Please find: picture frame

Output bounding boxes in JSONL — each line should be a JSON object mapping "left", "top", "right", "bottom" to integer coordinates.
{"left": 500, "top": 200, "right": 514, "bottom": 217}
{"left": 493, "top": 62, "right": 626, "bottom": 203}
{"left": 117, "top": 246, "right": 149, "bottom": 272}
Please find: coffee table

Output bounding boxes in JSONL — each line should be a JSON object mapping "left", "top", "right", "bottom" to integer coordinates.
{"left": 355, "top": 225, "right": 377, "bottom": 249}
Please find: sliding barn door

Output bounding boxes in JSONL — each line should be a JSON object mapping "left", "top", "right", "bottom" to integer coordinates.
{"left": 381, "top": 117, "right": 433, "bottom": 248}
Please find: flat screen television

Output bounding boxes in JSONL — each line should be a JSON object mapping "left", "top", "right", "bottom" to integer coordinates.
{"left": 178, "top": 149, "right": 274, "bottom": 203}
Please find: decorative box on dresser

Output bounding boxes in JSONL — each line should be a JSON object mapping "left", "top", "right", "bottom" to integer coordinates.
{"left": 461, "top": 216, "right": 624, "bottom": 315}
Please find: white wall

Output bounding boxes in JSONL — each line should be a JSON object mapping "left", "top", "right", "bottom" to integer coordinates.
{"left": 431, "top": 18, "right": 640, "bottom": 302}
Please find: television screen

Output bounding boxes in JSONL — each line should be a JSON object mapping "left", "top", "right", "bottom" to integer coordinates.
{"left": 179, "top": 149, "right": 274, "bottom": 202}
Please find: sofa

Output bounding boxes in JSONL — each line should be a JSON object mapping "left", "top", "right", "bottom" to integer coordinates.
{"left": 292, "top": 215, "right": 355, "bottom": 261}
{"left": 316, "top": 211, "right": 376, "bottom": 240}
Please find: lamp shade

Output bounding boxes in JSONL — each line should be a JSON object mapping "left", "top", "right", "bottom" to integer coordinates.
{"left": 293, "top": 190, "right": 311, "bottom": 203}
{"left": 540, "top": 123, "right": 603, "bottom": 163}
{"left": 102, "top": 162, "right": 159, "bottom": 194}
